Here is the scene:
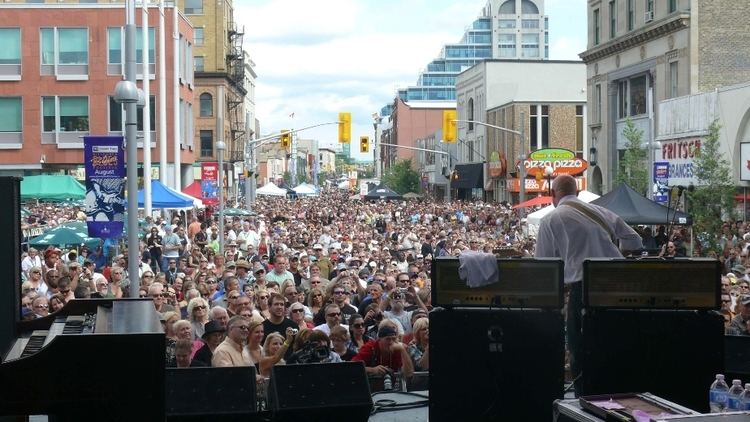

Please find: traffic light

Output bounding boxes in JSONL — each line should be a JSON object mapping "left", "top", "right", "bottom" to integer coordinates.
{"left": 360, "top": 136, "right": 369, "bottom": 153}
{"left": 442, "top": 110, "right": 457, "bottom": 143}
{"left": 338, "top": 112, "right": 351, "bottom": 143}
{"left": 280, "top": 129, "right": 291, "bottom": 150}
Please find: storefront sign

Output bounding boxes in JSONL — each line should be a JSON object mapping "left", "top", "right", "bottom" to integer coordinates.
{"left": 657, "top": 138, "right": 701, "bottom": 186}
{"left": 653, "top": 161, "right": 669, "bottom": 204}
{"left": 523, "top": 148, "right": 588, "bottom": 177}
{"left": 507, "top": 176, "right": 587, "bottom": 193}
{"left": 201, "top": 162, "right": 219, "bottom": 205}
{"left": 84, "top": 135, "right": 125, "bottom": 239}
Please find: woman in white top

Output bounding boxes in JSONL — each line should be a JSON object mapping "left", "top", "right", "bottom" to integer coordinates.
{"left": 21, "top": 248, "right": 43, "bottom": 280}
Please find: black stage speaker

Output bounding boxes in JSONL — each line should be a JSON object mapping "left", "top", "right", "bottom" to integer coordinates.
{"left": 430, "top": 308, "right": 565, "bottom": 421}
{"left": 725, "top": 335, "right": 750, "bottom": 382}
{"left": 581, "top": 309, "right": 724, "bottom": 413}
{"left": 165, "top": 366, "right": 257, "bottom": 419}
{"left": 268, "top": 362, "right": 372, "bottom": 422}
{"left": 0, "top": 177, "right": 21, "bottom": 356}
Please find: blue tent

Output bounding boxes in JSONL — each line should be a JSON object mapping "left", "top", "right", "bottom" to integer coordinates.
{"left": 133, "top": 180, "right": 194, "bottom": 209}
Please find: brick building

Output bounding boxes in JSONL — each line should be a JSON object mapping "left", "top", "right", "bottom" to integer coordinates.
{"left": 453, "top": 60, "right": 587, "bottom": 202}
{"left": 580, "top": 0, "right": 750, "bottom": 194}
{"left": 0, "top": 2, "right": 195, "bottom": 181}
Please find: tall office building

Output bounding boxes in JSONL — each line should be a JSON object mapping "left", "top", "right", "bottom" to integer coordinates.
{"left": 394, "top": 0, "right": 549, "bottom": 104}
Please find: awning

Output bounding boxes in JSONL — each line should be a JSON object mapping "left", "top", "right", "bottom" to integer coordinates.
{"left": 451, "top": 163, "right": 483, "bottom": 189}
{"left": 512, "top": 195, "right": 553, "bottom": 209}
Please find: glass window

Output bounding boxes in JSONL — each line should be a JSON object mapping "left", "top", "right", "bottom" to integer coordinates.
{"left": 668, "top": 0, "right": 677, "bottom": 12}
{"left": 0, "top": 28, "right": 21, "bottom": 65}
{"left": 646, "top": 0, "right": 654, "bottom": 13}
{"left": 40, "top": 28, "right": 54, "bottom": 65}
{"left": 594, "top": 9, "right": 600, "bottom": 45}
{"left": 194, "top": 56, "right": 204, "bottom": 72}
{"left": 618, "top": 80, "right": 628, "bottom": 119}
{"left": 629, "top": 75, "right": 647, "bottom": 116}
{"left": 194, "top": 28, "right": 204, "bottom": 46}
{"left": 42, "top": 97, "right": 56, "bottom": 132}
{"left": 200, "top": 130, "right": 213, "bottom": 157}
{"left": 107, "top": 28, "right": 122, "bottom": 64}
{"left": 200, "top": 93, "right": 213, "bottom": 117}
{"left": 522, "top": 19, "right": 539, "bottom": 29}
{"left": 468, "top": 98, "right": 474, "bottom": 131}
{"left": 609, "top": 1, "right": 617, "bottom": 39}
{"left": 184, "top": 0, "right": 203, "bottom": 14}
{"left": 595, "top": 84, "right": 602, "bottom": 123}
{"left": 521, "top": 33, "right": 539, "bottom": 57}
{"left": 576, "top": 105, "right": 584, "bottom": 154}
{"left": 109, "top": 97, "right": 122, "bottom": 131}
{"left": 498, "top": 19, "right": 516, "bottom": 29}
{"left": 521, "top": 0, "right": 539, "bottom": 14}
{"left": 60, "top": 97, "right": 88, "bottom": 131}
{"left": 58, "top": 29, "right": 88, "bottom": 64}
{"left": 499, "top": 34, "right": 516, "bottom": 57}
{"left": 0, "top": 97, "right": 22, "bottom": 132}
{"left": 136, "top": 96, "right": 156, "bottom": 131}
{"left": 669, "top": 61, "right": 678, "bottom": 98}
{"left": 627, "top": 0, "right": 635, "bottom": 30}
{"left": 499, "top": 0, "right": 515, "bottom": 14}
{"left": 136, "top": 27, "right": 156, "bottom": 64}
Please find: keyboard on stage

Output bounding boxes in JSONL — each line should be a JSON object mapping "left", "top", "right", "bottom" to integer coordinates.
{"left": 0, "top": 298, "right": 166, "bottom": 421}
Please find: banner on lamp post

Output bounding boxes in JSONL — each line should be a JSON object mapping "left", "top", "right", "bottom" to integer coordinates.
{"left": 201, "top": 162, "right": 219, "bottom": 205}
{"left": 84, "top": 135, "right": 125, "bottom": 239}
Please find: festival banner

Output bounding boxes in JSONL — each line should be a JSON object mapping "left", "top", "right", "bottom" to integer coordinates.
{"left": 84, "top": 136, "right": 125, "bottom": 239}
{"left": 653, "top": 161, "right": 670, "bottom": 204}
{"left": 201, "top": 162, "right": 219, "bottom": 205}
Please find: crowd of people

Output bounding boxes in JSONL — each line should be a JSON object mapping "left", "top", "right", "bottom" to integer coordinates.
{"left": 15, "top": 186, "right": 750, "bottom": 392}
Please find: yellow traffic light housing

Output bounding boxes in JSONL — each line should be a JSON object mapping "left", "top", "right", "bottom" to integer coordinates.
{"left": 338, "top": 112, "right": 351, "bottom": 143}
{"left": 360, "top": 136, "right": 369, "bottom": 153}
{"left": 442, "top": 110, "right": 457, "bottom": 143}
{"left": 280, "top": 129, "right": 291, "bottom": 150}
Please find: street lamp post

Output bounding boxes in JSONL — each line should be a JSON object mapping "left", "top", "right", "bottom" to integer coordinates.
{"left": 112, "top": 0, "right": 141, "bottom": 298}
{"left": 216, "top": 141, "right": 226, "bottom": 257}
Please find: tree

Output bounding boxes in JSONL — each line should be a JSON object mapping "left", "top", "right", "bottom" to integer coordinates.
{"left": 615, "top": 118, "right": 649, "bottom": 196}
{"left": 381, "top": 158, "right": 420, "bottom": 194}
{"left": 688, "top": 119, "right": 735, "bottom": 256}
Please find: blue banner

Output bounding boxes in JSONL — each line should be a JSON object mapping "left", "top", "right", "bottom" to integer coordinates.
{"left": 84, "top": 136, "right": 125, "bottom": 239}
{"left": 653, "top": 161, "right": 670, "bottom": 204}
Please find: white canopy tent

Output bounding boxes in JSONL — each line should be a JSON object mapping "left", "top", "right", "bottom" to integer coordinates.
{"left": 526, "top": 190, "right": 600, "bottom": 236}
{"left": 292, "top": 183, "right": 319, "bottom": 196}
{"left": 256, "top": 182, "right": 288, "bottom": 197}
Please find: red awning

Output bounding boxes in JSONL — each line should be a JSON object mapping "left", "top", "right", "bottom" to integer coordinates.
{"left": 512, "top": 195, "right": 553, "bottom": 209}
{"left": 183, "top": 181, "right": 202, "bottom": 198}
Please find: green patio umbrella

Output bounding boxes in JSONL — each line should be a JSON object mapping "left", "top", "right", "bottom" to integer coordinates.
{"left": 29, "top": 226, "right": 102, "bottom": 249}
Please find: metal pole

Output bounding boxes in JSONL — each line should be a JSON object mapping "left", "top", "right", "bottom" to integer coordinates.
{"left": 373, "top": 122, "right": 378, "bottom": 179}
{"left": 217, "top": 85, "right": 225, "bottom": 257}
{"left": 158, "top": 0, "right": 167, "bottom": 186}
{"left": 519, "top": 111, "right": 526, "bottom": 219}
{"left": 125, "top": 0, "right": 140, "bottom": 298}
{"left": 244, "top": 112, "right": 253, "bottom": 210}
{"left": 172, "top": 2, "right": 180, "bottom": 190}
{"left": 142, "top": 0, "right": 152, "bottom": 217}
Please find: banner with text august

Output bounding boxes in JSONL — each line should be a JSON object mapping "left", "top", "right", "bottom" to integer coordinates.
{"left": 84, "top": 136, "right": 125, "bottom": 239}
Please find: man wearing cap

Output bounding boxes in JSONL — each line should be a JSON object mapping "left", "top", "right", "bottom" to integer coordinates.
{"left": 191, "top": 319, "right": 226, "bottom": 366}
{"left": 352, "top": 320, "right": 414, "bottom": 378}
{"left": 234, "top": 260, "right": 253, "bottom": 290}
{"left": 727, "top": 295, "right": 750, "bottom": 336}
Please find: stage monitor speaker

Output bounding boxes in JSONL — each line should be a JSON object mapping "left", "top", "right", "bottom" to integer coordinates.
{"left": 268, "top": 362, "right": 372, "bottom": 422}
{"left": 430, "top": 308, "right": 565, "bottom": 422}
{"left": 165, "top": 367, "right": 257, "bottom": 418}
{"left": 581, "top": 309, "right": 724, "bottom": 413}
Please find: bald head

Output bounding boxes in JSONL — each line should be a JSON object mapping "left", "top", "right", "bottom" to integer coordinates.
{"left": 551, "top": 174, "right": 577, "bottom": 206}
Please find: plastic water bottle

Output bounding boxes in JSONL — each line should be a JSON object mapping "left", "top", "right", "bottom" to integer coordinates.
{"left": 740, "top": 383, "right": 750, "bottom": 411}
{"left": 728, "top": 379, "right": 744, "bottom": 410}
{"left": 383, "top": 373, "right": 392, "bottom": 390}
{"left": 709, "top": 374, "right": 729, "bottom": 412}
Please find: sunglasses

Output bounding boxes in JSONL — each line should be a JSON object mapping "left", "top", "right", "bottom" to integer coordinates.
{"left": 333, "top": 291, "right": 346, "bottom": 295}
{"left": 291, "top": 308, "right": 305, "bottom": 313}
{"left": 327, "top": 312, "right": 341, "bottom": 317}
{"left": 234, "top": 325, "right": 250, "bottom": 331}
{"left": 143, "top": 274, "right": 154, "bottom": 278}
{"left": 34, "top": 304, "right": 49, "bottom": 309}
{"left": 352, "top": 323, "right": 365, "bottom": 328}
{"left": 152, "top": 293, "right": 168, "bottom": 298}
{"left": 194, "top": 305, "right": 207, "bottom": 310}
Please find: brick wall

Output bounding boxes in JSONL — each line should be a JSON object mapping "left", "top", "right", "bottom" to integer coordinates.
{"left": 698, "top": 0, "right": 750, "bottom": 91}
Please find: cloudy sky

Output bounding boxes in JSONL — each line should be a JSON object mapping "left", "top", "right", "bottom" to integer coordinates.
{"left": 235, "top": 0, "right": 587, "bottom": 160}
